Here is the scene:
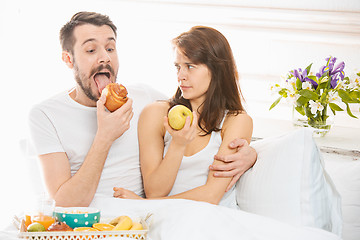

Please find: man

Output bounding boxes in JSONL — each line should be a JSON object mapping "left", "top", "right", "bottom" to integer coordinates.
{"left": 28, "top": 12, "right": 257, "bottom": 207}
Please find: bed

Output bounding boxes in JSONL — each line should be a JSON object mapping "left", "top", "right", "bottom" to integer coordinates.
{"left": 87, "top": 128, "right": 342, "bottom": 240}
{"left": 3, "top": 128, "right": 356, "bottom": 240}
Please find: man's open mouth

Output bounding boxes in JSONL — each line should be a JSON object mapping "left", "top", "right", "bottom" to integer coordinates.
{"left": 95, "top": 72, "right": 110, "bottom": 79}
{"left": 94, "top": 71, "right": 112, "bottom": 94}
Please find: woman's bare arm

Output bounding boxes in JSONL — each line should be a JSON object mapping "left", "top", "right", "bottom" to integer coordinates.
{"left": 138, "top": 102, "right": 198, "bottom": 197}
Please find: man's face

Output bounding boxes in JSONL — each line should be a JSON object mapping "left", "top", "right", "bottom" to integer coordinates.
{"left": 71, "top": 24, "right": 119, "bottom": 103}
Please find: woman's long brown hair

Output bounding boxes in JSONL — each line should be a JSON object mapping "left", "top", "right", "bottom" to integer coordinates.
{"left": 170, "top": 26, "right": 245, "bottom": 135}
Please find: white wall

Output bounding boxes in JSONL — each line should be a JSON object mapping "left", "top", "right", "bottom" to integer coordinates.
{"left": 1, "top": 0, "right": 359, "bottom": 229}
{"left": 142, "top": 0, "right": 360, "bottom": 125}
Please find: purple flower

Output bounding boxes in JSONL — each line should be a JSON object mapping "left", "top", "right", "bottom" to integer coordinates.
{"left": 290, "top": 68, "right": 318, "bottom": 89}
{"left": 316, "top": 57, "right": 345, "bottom": 88}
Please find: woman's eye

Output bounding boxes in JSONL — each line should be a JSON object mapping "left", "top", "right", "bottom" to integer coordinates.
{"left": 87, "top": 49, "right": 95, "bottom": 53}
{"left": 188, "top": 65, "right": 194, "bottom": 69}
{"left": 107, "top": 48, "right": 114, "bottom": 52}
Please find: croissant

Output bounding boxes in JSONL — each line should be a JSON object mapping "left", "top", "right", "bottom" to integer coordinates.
{"left": 104, "top": 83, "right": 128, "bottom": 112}
{"left": 47, "top": 222, "right": 73, "bottom": 231}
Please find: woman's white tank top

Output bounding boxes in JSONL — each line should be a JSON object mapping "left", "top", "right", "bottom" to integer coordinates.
{"left": 163, "top": 114, "right": 238, "bottom": 209}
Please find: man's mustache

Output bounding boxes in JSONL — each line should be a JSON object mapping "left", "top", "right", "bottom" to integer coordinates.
{"left": 90, "top": 64, "right": 115, "bottom": 77}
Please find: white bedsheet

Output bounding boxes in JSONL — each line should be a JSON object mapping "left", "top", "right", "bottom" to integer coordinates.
{"left": 92, "top": 196, "right": 340, "bottom": 240}
{"left": 1, "top": 196, "right": 341, "bottom": 240}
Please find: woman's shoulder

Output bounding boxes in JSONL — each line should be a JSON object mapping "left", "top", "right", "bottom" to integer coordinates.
{"left": 221, "top": 112, "right": 253, "bottom": 141}
{"left": 224, "top": 111, "right": 252, "bottom": 125}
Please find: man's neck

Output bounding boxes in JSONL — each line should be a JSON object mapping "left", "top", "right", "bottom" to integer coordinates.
{"left": 69, "top": 87, "right": 97, "bottom": 107}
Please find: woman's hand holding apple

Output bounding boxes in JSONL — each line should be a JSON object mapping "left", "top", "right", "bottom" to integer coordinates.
{"left": 164, "top": 106, "right": 198, "bottom": 147}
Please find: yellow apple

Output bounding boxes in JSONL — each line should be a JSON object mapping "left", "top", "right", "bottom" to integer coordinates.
{"left": 168, "top": 105, "right": 193, "bottom": 130}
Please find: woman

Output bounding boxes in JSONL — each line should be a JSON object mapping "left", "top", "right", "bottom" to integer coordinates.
{"left": 114, "top": 26, "right": 253, "bottom": 209}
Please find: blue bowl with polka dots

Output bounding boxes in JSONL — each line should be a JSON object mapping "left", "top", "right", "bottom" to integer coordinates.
{"left": 54, "top": 207, "right": 100, "bottom": 229}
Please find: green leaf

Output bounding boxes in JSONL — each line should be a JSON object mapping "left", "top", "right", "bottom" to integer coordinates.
{"left": 338, "top": 89, "right": 354, "bottom": 103}
{"left": 350, "top": 91, "right": 360, "bottom": 99}
{"left": 296, "top": 78, "right": 302, "bottom": 90}
{"left": 329, "top": 102, "right": 344, "bottom": 111}
{"left": 330, "top": 107, "right": 336, "bottom": 115}
{"left": 345, "top": 103, "right": 358, "bottom": 118}
{"left": 295, "top": 106, "right": 305, "bottom": 115}
{"left": 278, "top": 89, "right": 288, "bottom": 98}
{"left": 296, "top": 96, "right": 308, "bottom": 106}
{"left": 269, "top": 96, "right": 282, "bottom": 110}
{"left": 307, "top": 75, "right": 317, "bottom": 82}
{"left": 305, "top": 106, "right": 314, "bottom": 118}
{"left": 305, "top": 63, "right": 313, "bottom": 74}
{"left": 357, "top": 72, "right": 360, "bottom": 77}
{"left": 317, "top": 81, "right": 327, "bottom": 90}
{"left": 299, "top": 89, "right": 319, "bottom": 100}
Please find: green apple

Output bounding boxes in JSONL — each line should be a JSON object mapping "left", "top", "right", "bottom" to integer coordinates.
{"left": 168, "top": 105, "right": 193, "bottom": 130}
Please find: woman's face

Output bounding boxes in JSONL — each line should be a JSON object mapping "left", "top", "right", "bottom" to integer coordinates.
{"left": 174, "top": 48, "right": 211, "bottom": 103}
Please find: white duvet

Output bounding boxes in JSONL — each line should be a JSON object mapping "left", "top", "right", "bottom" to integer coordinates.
{"left": 90, "top": 196, "right": 341, "bottom": 240}
{"left": 0, "top": 195, "right": 341, "bottom": 240}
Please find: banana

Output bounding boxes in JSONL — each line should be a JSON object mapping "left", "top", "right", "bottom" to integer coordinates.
{"left": 130, "top": 222, "right": 143, "bottom": 230}
{"left": 113, "top": 216, "right": 133, "bottom": 230}
{"left": 109, "top": 216, "right": 122, "bottom": 226}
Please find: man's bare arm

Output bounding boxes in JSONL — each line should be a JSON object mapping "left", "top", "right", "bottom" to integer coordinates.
{"left": 39, "top": 135, "right": 113, "bottom": 206}
{"left": 210, "top": 138, "right": 257, "bottom": 191}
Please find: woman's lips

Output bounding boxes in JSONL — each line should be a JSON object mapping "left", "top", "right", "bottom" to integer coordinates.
{"left": 180, "top": 85, "right": 191, "bottom": 91}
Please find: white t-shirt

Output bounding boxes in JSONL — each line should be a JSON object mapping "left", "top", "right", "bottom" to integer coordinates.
{"left": 164, "top": 114, "right": 238, "bottom": 209}
{"left": 28, "top": 83, "right": 167, "bottom": 199}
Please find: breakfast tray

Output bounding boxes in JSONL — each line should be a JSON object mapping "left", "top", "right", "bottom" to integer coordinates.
{"left": 18, "top": 219, "right": 149, "bottom": 240}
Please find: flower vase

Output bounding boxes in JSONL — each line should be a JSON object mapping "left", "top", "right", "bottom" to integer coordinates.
{"left": 292, "top": 106, "right": 333, "bottom": 137}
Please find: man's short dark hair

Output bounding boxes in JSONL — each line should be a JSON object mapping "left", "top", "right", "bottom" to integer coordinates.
{"left": 59, "top": 11, "right": 117, "bottom": 54}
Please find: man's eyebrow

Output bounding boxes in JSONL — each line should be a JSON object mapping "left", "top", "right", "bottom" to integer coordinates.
{"left": 108, "top": 37, "right": 116, "bottom": 43}
{"left": 81, "top": 37, "right": 116, "bottom": 46}
{"left": 82, "top": 38, "right": 95, "bottom": 46}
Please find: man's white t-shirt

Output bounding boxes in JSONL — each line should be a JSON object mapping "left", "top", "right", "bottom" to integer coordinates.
{"left": 28, "top": 84, "right": 167, "bottom": 199}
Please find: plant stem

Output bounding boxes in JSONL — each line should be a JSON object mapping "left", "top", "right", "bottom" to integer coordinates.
{"left": 322, "top": 104, "right": 327, "bottom": 123}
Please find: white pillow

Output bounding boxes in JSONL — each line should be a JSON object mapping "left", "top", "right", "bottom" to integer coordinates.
{"left": 236, "top": 128, "right": 342, "bottom": 236}
{"left": 322, "top": 152, "right": 360, "bottom": 240}
{"left": 19, "top": 138, "right": 46, "bottom": 195}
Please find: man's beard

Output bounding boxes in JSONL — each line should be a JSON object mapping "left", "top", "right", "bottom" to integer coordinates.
{"left": 73, "top": 62, "right": 116, "bottom": 102}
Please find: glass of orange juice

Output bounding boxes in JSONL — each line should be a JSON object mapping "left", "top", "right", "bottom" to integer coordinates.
{"left": 32, "top": 213, "right": 55, "bottom": 229}
{"left": 29, "top": 193, "right": 56, "bottom": 229}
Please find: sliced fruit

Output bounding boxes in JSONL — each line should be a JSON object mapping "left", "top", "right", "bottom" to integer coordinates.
{"left": 92, "top": 223, "right": 114, "bottom": 231}
{"left": 27, "top": 222, "right": 46, "bottom": 232}
{"left": 24, "top": 215, "right": 32, "bottom": 228}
